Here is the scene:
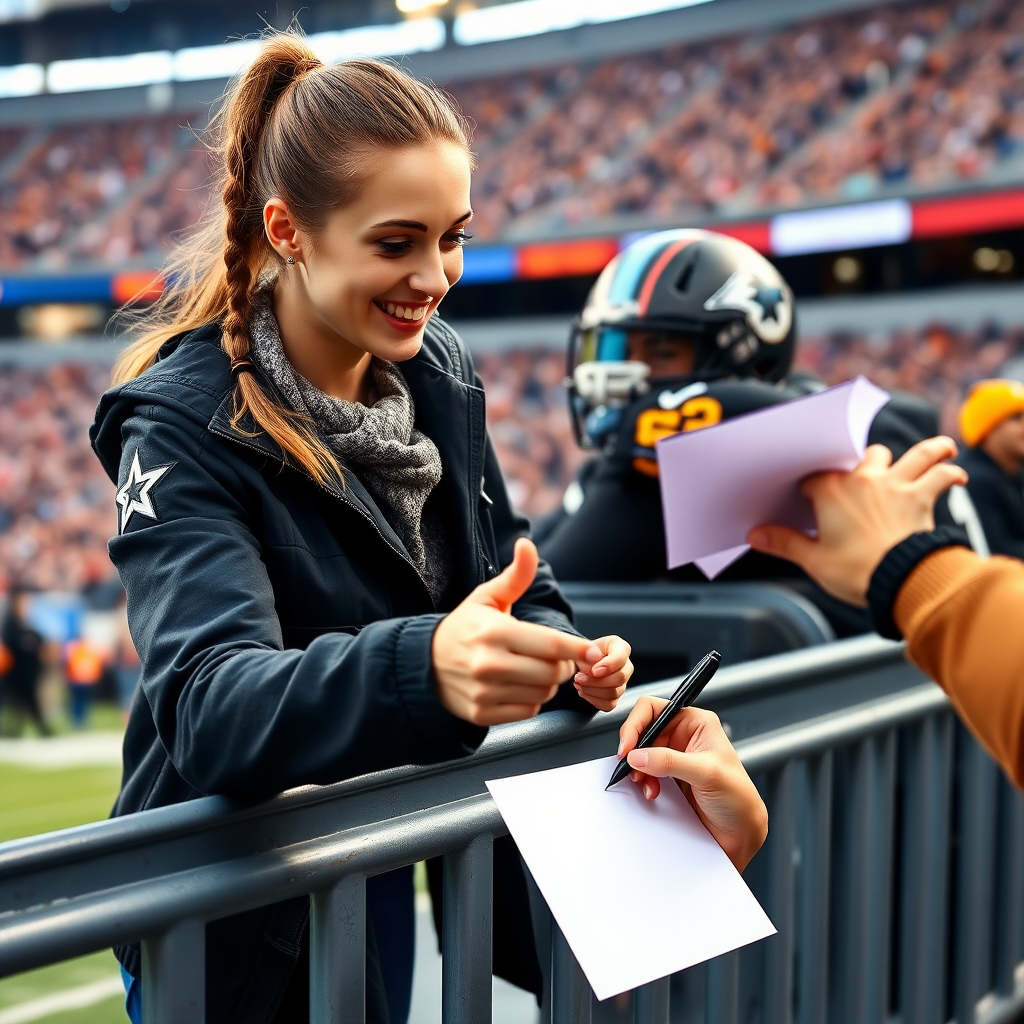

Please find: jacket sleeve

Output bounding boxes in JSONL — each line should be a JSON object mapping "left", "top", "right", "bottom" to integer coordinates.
{"left": 894, "top": 546, "right": 1024, "bottom": 788}
{"left": 109, "top": 402, "right": 482, "bottom": 799}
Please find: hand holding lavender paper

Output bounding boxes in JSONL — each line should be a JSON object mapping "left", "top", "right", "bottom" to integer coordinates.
{"left": 657, "top": 377, "right": 890, "bottom": 577}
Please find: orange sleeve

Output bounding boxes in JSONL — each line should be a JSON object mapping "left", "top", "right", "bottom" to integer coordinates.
{"left": 895, "top": 547, "right": 1024, "bottom": 789}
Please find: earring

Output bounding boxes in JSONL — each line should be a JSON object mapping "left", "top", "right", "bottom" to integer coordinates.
{"left": 286, "top": 256, "right": 295, "bottom": 265}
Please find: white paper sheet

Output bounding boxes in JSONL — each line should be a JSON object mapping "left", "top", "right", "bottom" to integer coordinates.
{"left": 657, "top": 376, "right": 890, "bottom": 575}
{"left": 486, "top": 756, "right": 776, "bottom": 1001}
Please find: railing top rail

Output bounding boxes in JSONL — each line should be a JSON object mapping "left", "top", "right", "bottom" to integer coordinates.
{"left": 0, "top": 634, "right": 905, "bottom": 879}
{"left": 0, "top": 674, "right": 951, "bottom": 979}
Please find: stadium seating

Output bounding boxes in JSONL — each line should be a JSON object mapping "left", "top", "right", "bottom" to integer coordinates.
{"left": 0, "top": 0, "right": 1020, "bottom": 265}
{"left": 0, "top": 362, "right": 115, "bottom": 593}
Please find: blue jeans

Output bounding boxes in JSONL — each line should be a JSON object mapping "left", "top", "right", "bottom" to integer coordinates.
{"left": 120, "top": 865, "right": 415, "bottom": 1024}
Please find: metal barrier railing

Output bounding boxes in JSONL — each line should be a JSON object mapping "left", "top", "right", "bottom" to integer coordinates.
{"left": 1, "top": 635, "right": 1023, "bottom": 1024}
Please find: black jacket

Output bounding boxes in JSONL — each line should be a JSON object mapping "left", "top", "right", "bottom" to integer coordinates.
{"left": 960, "top": 446, "right": 1024, "bottom": 561}
{"left": 90, "top": 317, "right": 581, "bottom": 1021}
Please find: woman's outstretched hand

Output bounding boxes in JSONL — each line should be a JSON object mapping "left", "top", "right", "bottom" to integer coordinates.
{"left": 432, "top": 538, "right": 632, "bottom": 725}
{"left": 746, "top": 437, "right": 968, "bottom": 607}
{"left": 618, "top": 697, "right": 768, "bottom": 872}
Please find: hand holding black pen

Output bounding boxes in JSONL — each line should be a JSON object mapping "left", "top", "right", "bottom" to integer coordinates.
{"left": 606, "top": 650, "right": 721, "bottom": 789}
{"left": 610, "top": 650, "right": 769, "bottom": 871}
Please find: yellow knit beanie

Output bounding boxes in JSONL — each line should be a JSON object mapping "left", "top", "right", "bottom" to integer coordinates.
{"left": 959, "top": 379, "right": 1024, "bottom": 447}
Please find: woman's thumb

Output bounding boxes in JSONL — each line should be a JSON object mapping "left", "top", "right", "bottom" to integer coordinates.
{"left": 467, "top": 538, "right": 539, "bottom": 612}
{"left": 627, "top": 747, "right": 708, "bottom": 786}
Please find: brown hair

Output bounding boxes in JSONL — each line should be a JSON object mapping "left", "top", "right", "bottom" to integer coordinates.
{"left": 113, "top": 32, "right": 471, "bottom": 482}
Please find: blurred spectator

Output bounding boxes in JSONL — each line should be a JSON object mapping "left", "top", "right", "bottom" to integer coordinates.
{"left": 0, "top": 363, "right": 117, "bottom": 594}
{"left": 0, "top": 588, "right": 51, "bottom": 736}
{"left": 956, "top": 379, "right": 1024, "bottom": 560}
{"left": 63, "top": 636, "right": 103, "bottom": 728}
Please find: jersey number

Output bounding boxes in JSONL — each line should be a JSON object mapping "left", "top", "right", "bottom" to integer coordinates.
{"left": 632, "top": 396, "right": 723, "bottom": 477}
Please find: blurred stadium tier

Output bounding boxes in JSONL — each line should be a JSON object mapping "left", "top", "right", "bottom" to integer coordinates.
{"left": 0, "top": 0, "right": 1023, "bottom": 270}
{"left": 2, "top": 298, "right": 1023, "bottom": 594}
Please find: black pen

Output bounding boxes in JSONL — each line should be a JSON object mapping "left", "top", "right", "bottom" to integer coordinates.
{"left": 605, "top": 650, "right": 722, "bottom": 790}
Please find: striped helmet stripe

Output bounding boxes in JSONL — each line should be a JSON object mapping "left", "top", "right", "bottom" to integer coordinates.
{"left": 637, "top": 238, "right": 694, "bottom": 315}
{"left": 606, "top": 230, "right": 686, "bottom": 304}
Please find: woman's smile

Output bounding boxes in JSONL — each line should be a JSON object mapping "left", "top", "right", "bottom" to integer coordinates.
{"left": 373, "top": 298, "right": 431, "bottom": 331}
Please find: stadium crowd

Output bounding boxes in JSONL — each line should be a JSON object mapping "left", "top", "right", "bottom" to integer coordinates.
{"left": 0, "top": 363, "right": 116, "bottom": 595}
{"left": 0, "top": 0, "right": 1020, "bottom": 265}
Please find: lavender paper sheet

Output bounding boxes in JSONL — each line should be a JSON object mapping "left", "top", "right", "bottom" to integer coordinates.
{"left": 657, "top": 377, "right": 890, "bottom": 575}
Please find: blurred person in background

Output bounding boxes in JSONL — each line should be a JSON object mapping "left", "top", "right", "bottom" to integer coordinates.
{"left": 0, "top": 587, "right": 51, "bottom": 737}
{"left": 538, "top": 228, "right": 949, "bottom": 636}
{"left": 956, "top": 379, "right": 1024, "bottom": 560}
{"left": 62, "top": 635, "right": 104, "bottom": 729}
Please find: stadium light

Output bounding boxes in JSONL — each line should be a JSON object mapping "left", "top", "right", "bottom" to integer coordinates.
{"left": 452, "top": 0, "right": 715, "bottom": 46}
{"left": 309, "top": 19, "right": 445, "bottom": 63}
{"left": 47, "top": 51, "right": 173, "bottom": 93}
{"left": 770, "top": 199, "right": 912, "bottom": 257}
{"left": 173, "top": 40, "right": 263, "bottom": 82}
{"left": 0, "top": 62, "right": 44, "bottom": 97}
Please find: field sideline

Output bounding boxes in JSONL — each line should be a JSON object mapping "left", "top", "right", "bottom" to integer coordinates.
{"left": 0, "top": 708, "right": 126, "bottom": 1024}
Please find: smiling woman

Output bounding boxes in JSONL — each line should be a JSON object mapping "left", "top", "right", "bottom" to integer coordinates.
{"left": 88, "top": 29, "right": 637, "bottom": 1024}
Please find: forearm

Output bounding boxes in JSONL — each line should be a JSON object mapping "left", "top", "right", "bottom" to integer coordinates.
{"left": 894, "top": 547, "right": 1024, "bottom": 788}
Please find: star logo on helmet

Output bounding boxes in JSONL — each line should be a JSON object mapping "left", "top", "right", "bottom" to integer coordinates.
{"left": 116, "top": 449, "right": 174, "bottom": 534}
{"left": 703, "top": 272, "right": 792, "bottom": 344}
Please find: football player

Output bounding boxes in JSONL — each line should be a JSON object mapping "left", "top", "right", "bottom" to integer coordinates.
{"left": 537, "top": 228, "right": 953, "bottom": 636}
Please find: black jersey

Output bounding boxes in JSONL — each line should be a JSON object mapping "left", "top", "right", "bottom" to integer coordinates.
{"left": 537, "top": 375, "right": 945, "bottom": 637}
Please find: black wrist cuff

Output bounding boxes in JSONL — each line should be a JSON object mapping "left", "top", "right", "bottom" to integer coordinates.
{"left": 866, "top": 526, "right": 972, "bottom": 640}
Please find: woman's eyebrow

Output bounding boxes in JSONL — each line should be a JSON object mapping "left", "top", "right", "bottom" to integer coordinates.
{"left": 372, "top": 219, "right": 429, "bottom": 231}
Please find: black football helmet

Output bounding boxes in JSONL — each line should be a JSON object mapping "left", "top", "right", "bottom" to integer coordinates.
{"left": 567, "top": 228, "right": 797, "bottom": 448}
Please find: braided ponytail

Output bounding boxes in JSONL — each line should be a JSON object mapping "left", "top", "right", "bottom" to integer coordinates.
{"left": 217, "top": 39, "right": 338, "bottom": 481}
{"left": 113, "top": 29, "right": 471, "bottom": 484}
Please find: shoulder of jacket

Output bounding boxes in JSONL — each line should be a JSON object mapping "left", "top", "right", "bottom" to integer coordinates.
{"left": 422, "top": 316, "right": 474, "bottom": 383}
{"left": 111, "top": 323, "right": 232, "bottom": 417}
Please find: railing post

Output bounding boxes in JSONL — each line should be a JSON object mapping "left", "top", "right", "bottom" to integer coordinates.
{"left": 634, "top": 976, "right": 671, "bottom": 1024}
{"left": 845, "top": 731, "right": 897, "bottom": 1024}
{"left": 899, "top": 713, "right": 953, "bottom": 1024}
{"left": 310, "top": 873, "right": 366, "bottom": 1024}
{"left": 796, "top": 751, "right": 832, "bottom": 1024}
{"left": 954, "top": 732, "right": 1000, "bottom": 1024}
{"left": 764, "top": 759, "right": 797, "bottom": 1024}
{"left": 443, "top": 833, "right": 493, "bottom": 1024}
{"left": 141, "top": 918, "right": 205, "bottom": 1024}
{"left": 706, "top": 952, "right": 738, "bottom": 1024}
{"left": 551, "top": 918, "right": 591, "bottom": 1023}
{"left": 995, "top": 775, "right": 1024, "bottom": 997}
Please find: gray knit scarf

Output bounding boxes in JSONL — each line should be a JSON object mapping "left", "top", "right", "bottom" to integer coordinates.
{"left": 248, "top": 288, "right": 450, "bottom": 602}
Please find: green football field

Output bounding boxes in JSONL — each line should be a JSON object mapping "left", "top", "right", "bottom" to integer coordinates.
{"left": 0, "top": 711, "right": 127, "bottom": 1023}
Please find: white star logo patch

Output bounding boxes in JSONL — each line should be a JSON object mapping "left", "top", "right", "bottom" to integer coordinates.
{"left": 116, "top": 449, "right": 173, "bottom": 534}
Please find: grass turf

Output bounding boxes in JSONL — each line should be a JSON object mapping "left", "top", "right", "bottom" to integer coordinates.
{"left": 0, "top": 734, "right": 126, "bottom": 1021}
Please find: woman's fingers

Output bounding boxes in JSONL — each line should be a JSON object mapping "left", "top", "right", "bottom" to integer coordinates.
{"left": 617, "top": 696, "right": 668, "bottom": 755}
{"left": 627, "top": 745, "right": 718, "bottom": 785}
{"left": 890, "top": 436, "right": 959, "bottom": 482}
{"left": 862, "top": 443, "right": 894, "bottom": 470}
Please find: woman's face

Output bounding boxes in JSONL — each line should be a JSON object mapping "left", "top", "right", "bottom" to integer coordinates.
{"left": 273, "top": 141, "right": 473, "bottom": 364}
